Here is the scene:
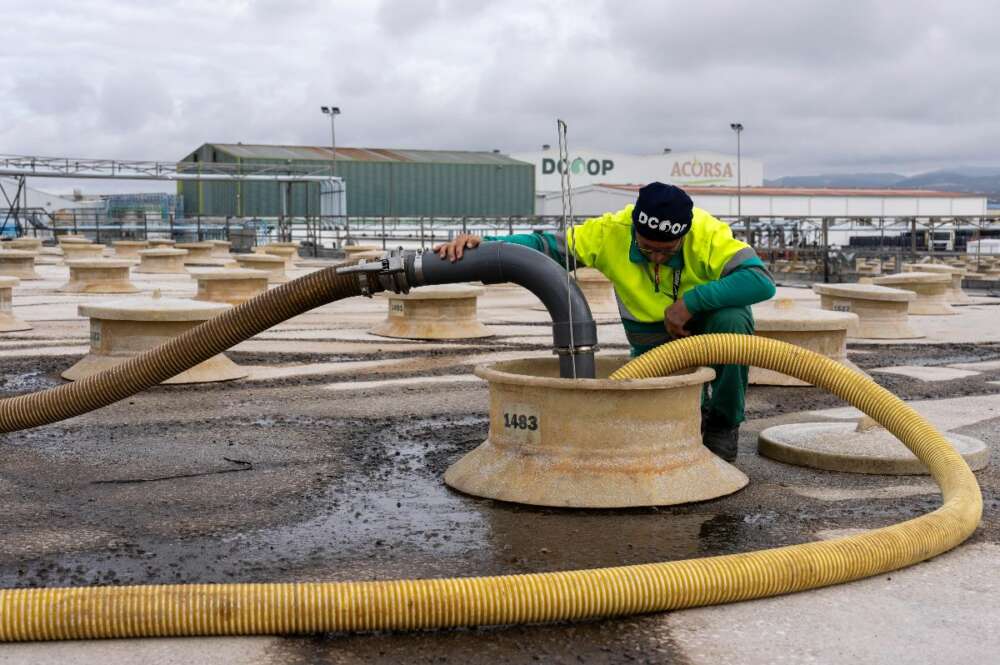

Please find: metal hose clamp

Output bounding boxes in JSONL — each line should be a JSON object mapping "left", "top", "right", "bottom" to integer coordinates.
{"left": 335, "top": 247, "right": 411, "bottom": 297}
{"left": 553, "top": 345, "right": 596, "bottom": 356}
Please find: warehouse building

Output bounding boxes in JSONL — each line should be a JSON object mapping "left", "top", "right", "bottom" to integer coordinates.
{"left": 178, "top": 144, "right": 535, "bottom": 217}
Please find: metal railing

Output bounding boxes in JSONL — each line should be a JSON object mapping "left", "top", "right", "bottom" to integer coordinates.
{"left": 7, "top": 211, "right": 1000, "bottom": 283}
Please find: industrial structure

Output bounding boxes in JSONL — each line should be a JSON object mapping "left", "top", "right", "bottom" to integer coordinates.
{"left": 177, "top": 144, "right": 534, "bottom": 218}
{"left": 537, "top": 184, "right": 988, "bottom": 219}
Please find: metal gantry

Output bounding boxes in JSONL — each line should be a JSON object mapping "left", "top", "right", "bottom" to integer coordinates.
{"left": 0, "top": 153, "right": 337, "bottom": 182}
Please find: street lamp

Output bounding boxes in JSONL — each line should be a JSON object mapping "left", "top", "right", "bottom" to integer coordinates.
{"left": 320, "top": 106, "right": 341, "bottom": 176}
{"left": 729, "top": 122, "right": 747, "bottom": 242}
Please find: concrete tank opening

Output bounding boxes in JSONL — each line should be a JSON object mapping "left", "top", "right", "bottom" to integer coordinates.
{"left": 444, "top": 355, "right": 747, "bottom": 508}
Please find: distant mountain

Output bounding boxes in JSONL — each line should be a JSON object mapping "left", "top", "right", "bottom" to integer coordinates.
{"left": 766, "top": 169, "right": 1000, "bottom": 201}
{"left": 765, "top": 173, "right": 906, "bottom": 188}
{"left": 895, "top": 171, "right": 1000, "bottom": 195}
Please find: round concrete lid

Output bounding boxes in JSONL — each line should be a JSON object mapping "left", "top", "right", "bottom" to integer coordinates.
{"left": 58, "top": 237, "right": 92, "bottom": 244}
{"left": 812, "top": 283, "right": 916, "bottom": 302}
{"left": 752, "top": 299, "right": 856, "bottom": 331}
{"left": 474, "top": 356, "right": 715, "bottom": 391}
{"left": 902, "top": 263, "right": 962, "bottom": 275}
{"left": 184, "top": 258, "right": 238, "bottom": 267}
{"left": 112, "top": 240, "right": 149, "bottom": 246}
{"left": 189, "top": 268, "right": 271, "bottom": 280}
{"left": 758, "top": 421, "right": 989, "bottom": 474}
{"left": 0, "top": 276, "right": 20, "bottom": 287}
{"left": 65, "top": 259, "right": 134, "bottom": 268}
{"left": 79, "top": 295, "right": 230, "bottom": 321}
{"left": 874, "top": 272, "right": 950, "bottom": 285}
{"left": 138, "top": 248, "right": 187, "bottom": 257}
{"left": 392, "top": 284, "right": 484, "bottom": 300}
{"left": 208, "top": 240, "right": 232, "bottom": 246}
{"left": 575, "top": 267, "right": 610, "bottom": 283}
{"left": 175, "top": 242, "right": 214, "bottom": 249}
{"left": 236, "top": 254, "right": 284, "bottom": 264}
{"left": 0, "top": 249, "right": 38, "bottom": 258}
{"left": 343, "top": 245, "right": 379, "bottom": 252}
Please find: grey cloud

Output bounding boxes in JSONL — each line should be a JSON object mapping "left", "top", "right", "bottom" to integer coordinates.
{"left": 97, "top": 71, "right": 173, "bottom": 133}
{"left": 375, "top": 0, "right": 443, "bottom": 37}
{"left": 13, "top": 73, "right": 97, "bottom": 116}
{"left": 2, "top": 0, "right": 1000, "bottom": 185}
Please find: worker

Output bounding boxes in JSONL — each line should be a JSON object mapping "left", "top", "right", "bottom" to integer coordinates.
{"left": 434, "top": 182, "right": 776, "bottom": 461}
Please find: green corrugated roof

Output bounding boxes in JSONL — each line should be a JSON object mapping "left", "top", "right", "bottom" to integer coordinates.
{"left": 208, "top": 143, "right": 527, "bottom": 166}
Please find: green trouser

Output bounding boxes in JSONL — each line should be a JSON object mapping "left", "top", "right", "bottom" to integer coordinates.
{"left": 628, "top": 306, "right": 754, "bottom": 428}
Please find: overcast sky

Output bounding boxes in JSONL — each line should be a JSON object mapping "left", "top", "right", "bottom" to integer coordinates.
{"left": 3, "top": 0, "right": 1000, "bottom": 194}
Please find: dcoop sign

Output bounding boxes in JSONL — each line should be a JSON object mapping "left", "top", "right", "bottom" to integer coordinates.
{"left": 541, "top": 157, "right": 615, "bottom": 176}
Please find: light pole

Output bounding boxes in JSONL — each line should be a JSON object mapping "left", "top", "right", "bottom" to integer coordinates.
{"left": 729, "top": 122, "right": 746, "bottom": 242}
{"left": 320, "top": 106, "right": 341, "bottom": 176}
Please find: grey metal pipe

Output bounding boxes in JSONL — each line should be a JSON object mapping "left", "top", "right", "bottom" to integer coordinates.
{"left": 407, "top": 243, "right": 597, "bottom": 378}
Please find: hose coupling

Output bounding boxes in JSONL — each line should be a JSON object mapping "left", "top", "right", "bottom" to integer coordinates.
{"left": 336, "top": 247, "right": 411, "bottom": 297}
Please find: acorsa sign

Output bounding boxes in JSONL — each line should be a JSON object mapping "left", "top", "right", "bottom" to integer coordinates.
{"left": 542, "top": 157, "right": 614, "bottom": 176}
{"left": 671, "top": 159, "right": 734, "bottom": 180}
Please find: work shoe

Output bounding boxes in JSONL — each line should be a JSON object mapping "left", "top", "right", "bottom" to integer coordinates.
{"left": 702, "top": 420, "right": 739, "bottom": 462}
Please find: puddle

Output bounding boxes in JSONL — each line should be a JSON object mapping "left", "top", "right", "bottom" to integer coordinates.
{"left": 0, "top": 415, "right": 833, "bottom": 589}
{"left": 0, "top": 370, "right": 61, "bottom": 393}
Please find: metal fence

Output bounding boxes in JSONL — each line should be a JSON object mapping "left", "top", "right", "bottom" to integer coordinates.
{"left": 9, "top": 210, "right": 1000, "bottom": 285}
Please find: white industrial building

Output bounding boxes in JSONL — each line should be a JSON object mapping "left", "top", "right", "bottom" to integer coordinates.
{"left": 537, "top": 184, "right": 989, "bottom": 220}
{"left": 509, "top": 148, "right": 764, "bottom": 193}
{"left": 0, "top": 178, "right": 101, "bottom": 214}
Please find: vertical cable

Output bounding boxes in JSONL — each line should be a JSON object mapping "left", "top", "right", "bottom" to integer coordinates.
{"left": 557, "top": 119, "right": 577, "bottom": 378}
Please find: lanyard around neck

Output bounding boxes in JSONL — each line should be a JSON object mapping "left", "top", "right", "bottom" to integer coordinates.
{"left": 648, "top": 262, "right": 682, "bottom": 302}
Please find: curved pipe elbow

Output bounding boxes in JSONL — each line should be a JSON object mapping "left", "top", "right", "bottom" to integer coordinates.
{"left": 406, "top": 243, "right": 597, "bottom": 378}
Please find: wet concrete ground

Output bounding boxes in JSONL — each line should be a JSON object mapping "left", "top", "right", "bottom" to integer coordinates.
{"left": 1, "top": 266, "right": 999, "bottom": 663}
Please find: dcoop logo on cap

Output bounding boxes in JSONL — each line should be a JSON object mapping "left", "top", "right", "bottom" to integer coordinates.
{"left": 637, "top": 210, "right": 689, "bottom": 236}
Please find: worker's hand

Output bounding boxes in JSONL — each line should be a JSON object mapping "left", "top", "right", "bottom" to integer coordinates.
{"left": 664, "top": 298, "right": 694, "bottom": 338}
{"left": 434, "top": 234, "right": 481, "bottom": 262}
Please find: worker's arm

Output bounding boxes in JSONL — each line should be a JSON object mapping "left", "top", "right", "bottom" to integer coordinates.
{"left": 682, "top": 258, "right": 775, "bottom": 314}
{"left": 481, "top": 231, "right": 574, "bottom": 265}
{"left": 435, "top": 231, "right": 581, "bottom": 267}
{"left": 435, "top": 208, "right": 624, "bottom": 266}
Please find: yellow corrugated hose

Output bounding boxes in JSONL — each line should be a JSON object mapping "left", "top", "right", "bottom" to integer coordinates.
{"left": 0, "top": 333, "right": 982, "bottom": 641}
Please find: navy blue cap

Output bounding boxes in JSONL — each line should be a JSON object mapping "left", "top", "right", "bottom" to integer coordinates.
{"left": 632, "top": 182, "right": 693, "bottom": 241}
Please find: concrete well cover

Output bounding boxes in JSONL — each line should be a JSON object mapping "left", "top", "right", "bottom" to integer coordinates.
{"left": 812, "top": 283, "right": 922, "bottom": 340}
{"left": 5, "top": 238, "right": 43, "bottom": 250}
{"left": 65, "top": 296, "right": 244, "bottom": 383}
{"left": 190, "top": 269, "right": 270, "bottom": 305}
{"left": 812, "top": 283, "right": 915, "bottom": 302}
{"left": 60, "top": 259, "right": 140, "bottom": 294}
{"left": 750, "top": 299, "right": 863, "bottom": 386}
{"left": 873, "top": 272, "right": 956, "bottom": 315}
{"left": 901, "top": 263, "right": 972, "bottom": 304}
{"left": 0, "top": 276, "right": 31, "bottom": 332}
{"left": 0, "top": 249, "right": 41, "bottom": 280}
{"left": 234, "top": 254, "right": 289, "bottom": 283}
{"left": 371, "top": 284, "right": 492, "bottom": 339}
{"left": 874, "top": 271, "right": 950, "bottom": 286}
{"left": 753, "top": 298, "right": 856, "bottom": 332}
{"left": 135, "top": 248, "right": 189, "bottom": 274}
{"left": 444, "top": 356, "right": 748, "bottom": 507}
{"left": 758, "top": 421, "right": 988, "bottom": 475}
